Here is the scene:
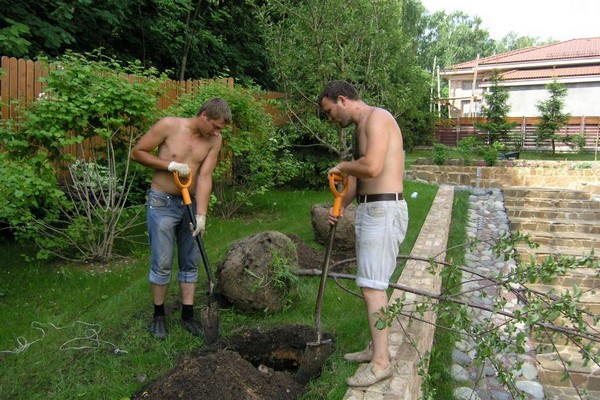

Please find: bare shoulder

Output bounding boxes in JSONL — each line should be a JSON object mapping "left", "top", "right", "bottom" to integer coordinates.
{"left": 365, "top": 107, "right": 399, "bottom": 130}
{"left": 155, "top": 116, "right": 185, "bottom": 129}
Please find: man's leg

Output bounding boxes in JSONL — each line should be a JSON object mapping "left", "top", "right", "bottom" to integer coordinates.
{"left": 180, "top": 282, "right": 195, "bottom": 305}
{"left": 362, "top": 286, "right": 389, "bottom": 371}
{"left": 151, "top": 283, "right": 168, "bottom": 306}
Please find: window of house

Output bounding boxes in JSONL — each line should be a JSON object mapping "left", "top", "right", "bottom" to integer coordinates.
{"left": 462, "top": 80, "right": 473, "bottom": 90}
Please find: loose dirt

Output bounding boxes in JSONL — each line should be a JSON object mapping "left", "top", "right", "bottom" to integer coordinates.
{"left": 131, "top": 235, "right": 348, "bottom": 400}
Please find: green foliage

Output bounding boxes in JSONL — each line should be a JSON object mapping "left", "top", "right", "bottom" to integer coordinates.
{"left": 257, "top": 0, "right": 433, "bottom": 157}
{"left": 566, "top": 132, "right": 587, "bottom": 153}
{"left": 417, "top": 10, "right": 495, "bottom": 71}
{"left": 457, "top": 135, "right": 481, "bottom": 166}
{"left": 481, "top": 141, "right": 505, "bottom": 166}
{"left": 432, "top": 143, "right": 449, "bottom": 165}
{"left": 536, "top": 80, "right": 571, "bottom": 155}
{"left": 474, "top": 72, "right": 518, "bottom": 145}
{"left": 166, "top": 83, "right": 302, "bottom": 218}
{"left": 0, "top": 17, "right": 32, "bottom": 57}
{"left": 0, "top": 0, "right": 273, "bottom": 87}
{"left": 0, "top": 52, "right": 165, "bottom": 262}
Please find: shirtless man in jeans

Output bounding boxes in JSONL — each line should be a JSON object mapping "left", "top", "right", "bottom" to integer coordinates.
{"left": 318, "top": 80, "right": 408, "bottom": 387}
{"left": 131, "top": 98, "right": 232, "bottom": 339}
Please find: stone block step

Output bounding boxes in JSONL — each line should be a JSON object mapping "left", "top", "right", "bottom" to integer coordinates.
{"left": 545, "top": 385, "right": 600, "bottom": 400}
{"left": 526, "top": 282, "right": 600, "bottom": 314}
{"left": 514, "top": 244, "right": 596, "bottom": 263}
{"left": 510, "top": 218, "right": 600, "bottom": 235}
{"left": 503, "top": 187, "right": 593, "bottom": 201}
{"left": 506, "top": 206, "right": 600, "bottom": 221}
{"left": 521, "top": 231, "right": 600, "bottom": 250}
{"left": 504, "top": 197, "right": 600, "bottom": 210}
{"left": 536, "top": 350, "right": 600, "bottom": 390}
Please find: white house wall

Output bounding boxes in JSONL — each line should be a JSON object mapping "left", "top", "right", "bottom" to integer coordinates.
{"left": 507, "top": 82, "right": 600, "bottom": 117}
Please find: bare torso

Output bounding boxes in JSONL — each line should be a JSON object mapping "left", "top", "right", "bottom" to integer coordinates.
{"left": 133, "top": 116, "right": 222, "bottom": 196}
{"left": 355, "top": 106, "right": 404, "bottom": 195}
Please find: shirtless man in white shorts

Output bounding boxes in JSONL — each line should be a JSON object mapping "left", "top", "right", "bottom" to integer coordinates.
{"left": 318, "top": 80, "right": 408, "bottom": 387}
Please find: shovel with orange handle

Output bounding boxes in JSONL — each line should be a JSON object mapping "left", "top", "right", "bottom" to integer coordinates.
{"left": 173, "top": 170, "right": 220, "bottom": 344}
{"left": 296, "top": 172, "right": 349, "bottom": 384}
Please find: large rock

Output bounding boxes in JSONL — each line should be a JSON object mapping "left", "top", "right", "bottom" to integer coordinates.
{"left": 310, "top": 203, "right": 356, "bottom": 252}
{"left": 216, "top": 231, "right": 299, "bottom": 313}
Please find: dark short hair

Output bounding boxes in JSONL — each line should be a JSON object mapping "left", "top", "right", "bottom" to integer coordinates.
{"left": 197, "top": 97, "right": 232, "bottom": 124}
{"left": 318, "top": 80, "right": 360, "bottom": 104}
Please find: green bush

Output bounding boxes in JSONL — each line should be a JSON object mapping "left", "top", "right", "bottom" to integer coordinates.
{"left": 457, "top": 135, "right": 481, "bottom": 166}
{"left": 0, "top": 51, "right": 165, "bottom": 262}
{"left": 433, "top": 143, "right": 449, "bottom": 165}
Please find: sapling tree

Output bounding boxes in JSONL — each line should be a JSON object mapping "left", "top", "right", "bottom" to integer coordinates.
{"left": 536, "top": 79, "right": 571, "bottom": 155}
{"left": 474, "top": 71, "right": 518, "bottom": 146}
{"left": 295, "top": 234, "right": 600, "bottom": 400}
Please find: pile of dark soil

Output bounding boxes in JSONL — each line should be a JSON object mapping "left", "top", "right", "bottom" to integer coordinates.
{"left": 132, "top": 325, "right": 334, "bottom": 400}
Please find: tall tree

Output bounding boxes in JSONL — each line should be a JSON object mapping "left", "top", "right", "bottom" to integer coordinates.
{"left": 536, "top": 79, "right": 571, "bottom": 154}
{"left": 494, "top": 32, "right": 557, "bottom": 54}
{"left": 416, "top": 10, "right": 496, "bottom": 72}
{"left": 0, "top": 0, "right": 273, "bottom": 87}
{"left": 257, "top": 0, "right": 432, "bottom": 153}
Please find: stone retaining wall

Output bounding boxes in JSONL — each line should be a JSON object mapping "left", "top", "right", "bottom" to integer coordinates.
{"left": 409, "top": 160, "right": 600, "bottom": 194}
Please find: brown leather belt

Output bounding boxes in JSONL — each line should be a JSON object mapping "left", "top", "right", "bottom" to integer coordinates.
{"left": 357, "top": 193, "right": 403, "bottom": 203}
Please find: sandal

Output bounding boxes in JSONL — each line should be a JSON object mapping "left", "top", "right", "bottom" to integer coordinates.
{"left": 346, "top": 362, "right": 393, "bottom": 387}
{"left": 344, "top": 346, "right": 373, "bottom": 363}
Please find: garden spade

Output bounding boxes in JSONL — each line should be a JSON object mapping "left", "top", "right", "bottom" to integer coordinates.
{"left": 173, "top": 171, "right": 220, "bottom": 344}
{"left": 296, "top": 172, "right": 348, "bottom": 384}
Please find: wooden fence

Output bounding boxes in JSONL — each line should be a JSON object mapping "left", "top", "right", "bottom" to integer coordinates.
{"left": 0, "top": 55, "right": 234, "bottom": 121}
{"left": 435, "top": 116, "right": 600, "bottom": 152}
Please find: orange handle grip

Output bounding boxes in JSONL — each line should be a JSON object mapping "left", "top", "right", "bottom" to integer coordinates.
{"left": 328, "top": 173, "right": 349, "bottom": 218}
{"left": 172, "top": 171, "right": 193, "bottom": 206}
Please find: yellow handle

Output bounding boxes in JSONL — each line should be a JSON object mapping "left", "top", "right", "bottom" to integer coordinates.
{"left": 328, "top": 173, "right": 349, "bottom": 218}
{"left": 173, "top": 170, "right": 193, "bottom": 206}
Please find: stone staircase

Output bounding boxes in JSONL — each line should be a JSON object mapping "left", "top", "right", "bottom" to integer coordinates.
{"left": 503, "top": 186, "right": 600, "bottom": 399}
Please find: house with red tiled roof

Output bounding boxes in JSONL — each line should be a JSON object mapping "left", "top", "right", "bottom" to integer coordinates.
{"left": 440, "top": 37, "right": 600, "bottom": 118}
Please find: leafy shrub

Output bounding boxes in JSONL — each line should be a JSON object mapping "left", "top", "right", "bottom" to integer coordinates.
{"left": 0, "top": 51, "right": 164, "bottom": 262}
{"left": 457, "top": 135, "right": 481, "bottom": 166}
{"left": 481, "top": 141, "right": 505, "bottom": 166}
{"left": 433, "top": 143, "right": 449, "bottom": 165}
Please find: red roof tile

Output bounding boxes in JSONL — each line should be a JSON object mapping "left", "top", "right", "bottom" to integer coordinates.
{"left": 448, "top": 37, "right": 600, "bottom": 70}
{"left": 501, "top": 65, "right": 600, "bottom": 80}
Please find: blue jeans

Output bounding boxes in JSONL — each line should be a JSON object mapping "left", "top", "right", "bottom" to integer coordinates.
{"left": 146, "top": 189, "right": 200, "bottom": 285}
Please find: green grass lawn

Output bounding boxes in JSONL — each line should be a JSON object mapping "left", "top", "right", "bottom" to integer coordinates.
{"left": 0, "top": 180, "right": 445, "bottom": 400}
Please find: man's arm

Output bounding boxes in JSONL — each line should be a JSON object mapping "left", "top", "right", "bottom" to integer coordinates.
{"left": 131, "top": 118, "right": 173, "bottom": 170}
{"left": 194, "top": 136, "right": 223, "bottom": 216}
{"left": 332, "top": 110, "right": 390, "bottom": 179}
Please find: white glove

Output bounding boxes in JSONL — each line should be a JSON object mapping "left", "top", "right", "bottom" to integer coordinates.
{"left": 168, "top": 161, "right": 190, "bottom": 177}
{"left": 190, "top": 214, "right": 206, "bottom": 237}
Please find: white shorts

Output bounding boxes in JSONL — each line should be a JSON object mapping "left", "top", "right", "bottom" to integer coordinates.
{"left": 355, "top": 200, "right": 408, "bottom": 290}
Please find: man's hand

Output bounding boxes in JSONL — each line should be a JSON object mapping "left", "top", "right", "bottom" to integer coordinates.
{"left": 190, "top": 214, "right": 206, "bottom": 237}
{"left": 168, "top": 161, "right": 190, "bottom": 177}
{"left": 327, "top": 206, "right": 344, "bottom": 225}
